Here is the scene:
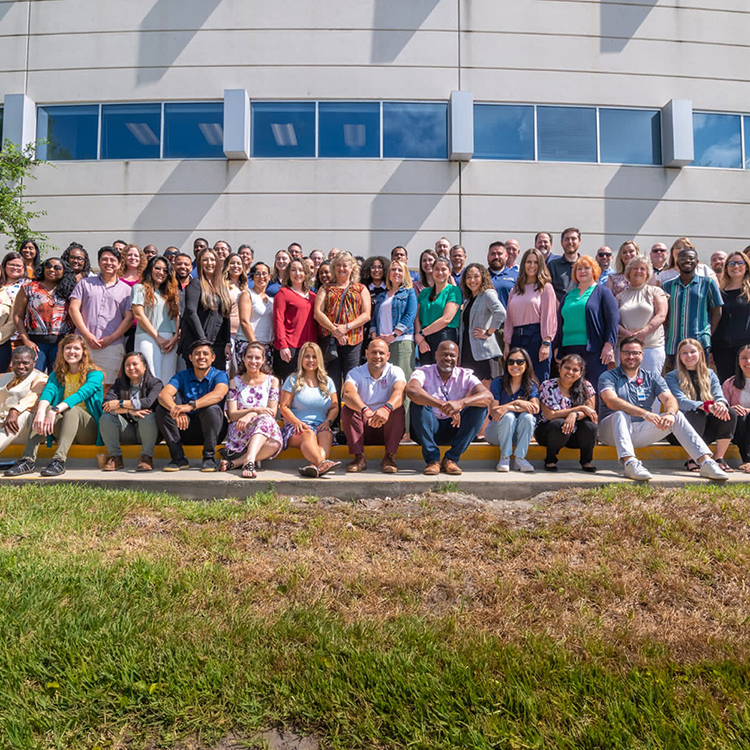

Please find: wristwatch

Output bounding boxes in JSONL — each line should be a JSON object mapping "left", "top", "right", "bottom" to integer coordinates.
{"left": 189, "top": 399, "right": 197, "bottom": 410}
{"left": 119, "top": 399, "right": 124, "bottom": 409}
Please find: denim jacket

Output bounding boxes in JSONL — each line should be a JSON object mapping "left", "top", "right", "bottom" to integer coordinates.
{"left": 372, "top": 287, "right": 418, "bottom": 337}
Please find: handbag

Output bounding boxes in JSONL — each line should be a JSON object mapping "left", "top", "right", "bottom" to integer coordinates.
{"left": 323, "top": 284, "right": 350, "bottom": 364}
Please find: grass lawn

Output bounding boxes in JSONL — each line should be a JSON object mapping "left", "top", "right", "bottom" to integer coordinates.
{"left": 1, "top": 482, "right": 749, "bottom": 749}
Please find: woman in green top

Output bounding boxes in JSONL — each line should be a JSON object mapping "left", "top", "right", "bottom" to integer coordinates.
{"left": 415, "top": 257, "right": 462, "bottom": 365}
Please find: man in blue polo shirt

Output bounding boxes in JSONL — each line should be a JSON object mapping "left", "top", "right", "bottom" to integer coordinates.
{"left": 487, "top": 241, "right": 518, "bottom": 307}
{"left": 156, "top": 339, "right": 229, "bottom": 472}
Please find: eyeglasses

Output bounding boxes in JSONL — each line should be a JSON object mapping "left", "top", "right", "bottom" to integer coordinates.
{"left": 621, "top": 350, "right": 643, "bottom": 357}
{"left": 507, "top": 358, "right": 526, "bottom": 366}
{"left": 727, "top": 260, "right": 746, "bottom": 268}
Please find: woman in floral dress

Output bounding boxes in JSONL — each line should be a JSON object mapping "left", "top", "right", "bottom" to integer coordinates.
{"left": 221, "top": 341, "right": 282, "bottom": 478}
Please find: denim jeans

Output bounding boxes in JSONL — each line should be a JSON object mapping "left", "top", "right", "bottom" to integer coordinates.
{"left": 409, "top": 402, "right": 486, "bottom": 464}
{"left": 485, "top": 411, "right": 535, "bottom": 459}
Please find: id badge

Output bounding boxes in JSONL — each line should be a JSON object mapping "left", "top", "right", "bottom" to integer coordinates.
{"left": 636, "top": 386, "right": 646, "bottom": 402}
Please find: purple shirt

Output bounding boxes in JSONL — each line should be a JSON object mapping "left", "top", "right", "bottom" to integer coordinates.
{"left": 409, "top": 364, "right": 481, "bottom": 419}
{"left": 70, "top": 275, "right": 132, "bottom": 344}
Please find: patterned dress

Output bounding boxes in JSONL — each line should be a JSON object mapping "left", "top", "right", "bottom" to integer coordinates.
{"left": 224, "top": 375, "right": 283, "bottom": 457}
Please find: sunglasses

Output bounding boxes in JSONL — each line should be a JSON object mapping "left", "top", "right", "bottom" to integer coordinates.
{"left": 507, "top": 358, "right": 526, "bottom": 366}
{"left": 45, "top": 264, "right": 64, "bottom": 271}
{"left": 597, "top": 252, "right": 612, "bottom": 258}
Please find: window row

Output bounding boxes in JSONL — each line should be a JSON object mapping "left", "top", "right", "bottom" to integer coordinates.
{"left": 692, "top": 112, "right": 750, "bottom": 169}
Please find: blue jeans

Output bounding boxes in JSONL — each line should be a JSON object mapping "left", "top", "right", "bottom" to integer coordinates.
{"left": 409, "top": 403, "right": 487, "bottom": 464}
{"left": 31, "top": 338, "right": 60, "bottom": 373}
{"left": 485, "top": 411, "right": 535, "bottom": 459}
{"left": 510, "top": 323, "right": 550, "bottom": 384}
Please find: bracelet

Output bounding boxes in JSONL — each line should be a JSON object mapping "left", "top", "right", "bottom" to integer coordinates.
{"left": 383, "top": 403, "right": 394, "bottom": 412}
{"left": 361, "top": 405, "right": 369, "bottom": 413}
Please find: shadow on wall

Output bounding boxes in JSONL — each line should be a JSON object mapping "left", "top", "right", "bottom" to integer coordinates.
{"left": 370, "top": 161, "right": 459, "bottom": 251}
{"left": 600, "top": 0, "right": 659, "bottom": 53}
{"left": 133, "top": 160, "right": 243, "bottom": 249}
{"left": 137, "top": 0, "right": 222, "bottom": 85}
{"left": 603, "top": 164, "right": 679, "bottom": 245}
{"left": 371, "top": 0, "right": 442, "bottom": 63}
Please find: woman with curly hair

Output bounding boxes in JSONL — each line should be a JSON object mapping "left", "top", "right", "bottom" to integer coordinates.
{"left": 712, "top": 249, "right": 750, "bottom": 383}
{"left": 279, "top": 341, "right": 340, "bottom": 478}
{"left": 4, "top": 334, "right": 103, "bottom": 478}
{"left": 19, "top": 239, "right": 42, "bottom": 279}
{"left": 361, "top": 256, "right": 390, "bottom": 306}
{"left": 61, "top": 242, "right": 92, "bottom": 283}
{"left": 119, "top": 244, "right": 148, "bottom": 352}
{"left": 131, "top": 255, "right": 180, "bottom": 383}
{"left": 13, "top": 257, "right": 76, "bottom": 372}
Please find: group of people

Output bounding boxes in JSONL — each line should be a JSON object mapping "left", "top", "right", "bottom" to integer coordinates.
{"left": 0, "top": 231, "right": 747, "bottom": 482}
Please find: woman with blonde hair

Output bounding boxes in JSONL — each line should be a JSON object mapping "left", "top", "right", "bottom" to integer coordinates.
{"left": 266, "top": 249, "right": 291, "bottom": 297}
{"left": 4, "top": 333, "right": 103, "bottom": 477}
{"left": 606, "top": 240, "right": 641, "bottom": 296}
{"left": 712, "top": 249, "right": 750, "bottom": 382}
{"left": 279, "top": 341, "right": 340, "bottom": 478}
{"left": 665, "top": 338, "right": 736, "bottom": 472}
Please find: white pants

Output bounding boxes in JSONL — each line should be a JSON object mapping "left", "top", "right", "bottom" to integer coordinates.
{"left": 135, "top": 332, "right": 177, "bottom": 385}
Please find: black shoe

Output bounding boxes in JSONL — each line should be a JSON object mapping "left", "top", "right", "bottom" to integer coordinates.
{"left": 201, "top": 457, "right": 219, "bottom": 472}
{"left": 4, "top": 458, "right": 35, "bottom": 477}
{"left": 40, "top": 458, "right": 66, "bottom": 477}
{"left": 163, "top": 458, "right": 189, "bottom": 472}
{"left": 544, "top": 462, "right": 558, "bottom": 472}
{"left": 581, "top": 464, "right": 598, "bottom": 473}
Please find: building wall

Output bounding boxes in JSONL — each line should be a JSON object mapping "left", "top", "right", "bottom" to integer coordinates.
{"left": 1, "top": 0, "right": 748, "bottom": 261}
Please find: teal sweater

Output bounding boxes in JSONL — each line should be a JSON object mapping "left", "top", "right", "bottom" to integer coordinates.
{"left": 39, "top": 369, "right": 104, "bottom": 446}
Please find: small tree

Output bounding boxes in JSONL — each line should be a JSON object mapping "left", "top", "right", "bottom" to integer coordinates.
{"left": 0, "top": 139, "right": 48, "bottom": 252}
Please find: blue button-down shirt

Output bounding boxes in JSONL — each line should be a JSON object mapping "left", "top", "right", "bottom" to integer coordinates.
{"left": 168, "top": 366, "right": 229, "bottom": 405}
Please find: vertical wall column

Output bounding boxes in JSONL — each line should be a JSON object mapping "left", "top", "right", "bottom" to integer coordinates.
{"left": 661, "top": 99, "right": 694, "bottom": 167}
{"left": 2, "top": 94, "right": 37, "bottom": 150}
{"left": 449, "top": 90, "right": 473, "bottom": 161}
{"left": 223, "top": 89, "right": 250, "bottom": 160}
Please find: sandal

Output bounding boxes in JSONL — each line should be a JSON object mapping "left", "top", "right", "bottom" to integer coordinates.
{"left": 219, "top": 459, "right": 236, "bottom": 472}
{"left": 242, "top": 461, "right": 257, "bottom": 479}
{"left": 317, "top": 459, "right": 341, "bottom": 477}
{"left": 298, "top": 464, "right": 319, "bottom": 478}
{"left": 739, "top": 462, "right": 750, "bottom": 474}
{"left": 684, "top": 459, "right": 700, "bottom": 472}
{"left": 715, "top": 458, "right": 734, "bottom": 473}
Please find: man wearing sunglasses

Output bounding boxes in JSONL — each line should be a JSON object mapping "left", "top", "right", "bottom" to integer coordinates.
{"left": 595, "top": 246, "right": 613, "bottom": 286}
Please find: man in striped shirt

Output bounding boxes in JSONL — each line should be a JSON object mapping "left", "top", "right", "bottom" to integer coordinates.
{"left": 662, "top": 247, "right": 722, "bottom": 372}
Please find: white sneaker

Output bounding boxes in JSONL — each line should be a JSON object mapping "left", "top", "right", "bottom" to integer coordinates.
{"left": 496, "top": 456, "right": 510, "bottom": 472}
{"left": 699, "top": 458, "right": 729, "bottom": 481}
{"left": 623, "top": 458, "right": 652, "bottom": 482}
{"left": 515, "top": 457, "right": 535, "bottom": 473}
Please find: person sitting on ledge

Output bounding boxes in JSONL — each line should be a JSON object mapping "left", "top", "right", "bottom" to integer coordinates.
{"left": 341, "top": 338, "right": 406, "bottom": 474}
{"left": 155, "top": 339, "right": 229, "bottom": 473}
{"left": 598, "top": 336, "right": 728, "bottom": 482}
{"left": 406, "top": 340, "right": 492, "bottom": 476}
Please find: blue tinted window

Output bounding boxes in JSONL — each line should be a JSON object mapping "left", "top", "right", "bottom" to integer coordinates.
{"left": 252, "top": 102, "right": 315, "bottom": 158}
{"left": 318, "top": 102, "right": 380, "bottom": 158}
{"left": 383, "top": 102, "right": 447, "bottom": 159}
{"left": 473, "top": 104, "right": 534, "bottom": 160}
{"left": 101, "top": 103, "right": 161, "bottom": 159}
{"left": 693, "top": 113, "right": 741, "bottom": 168}
{"left": 164, "top": 102, "right": 224, "bottom": 159}
{"left": 37, "top": 105, "right": 99, "bottom": 161}
{"left": 600, "top": 108, "right": 661, "bottom": 165}
{"left": 537, "top": 106, "right": 596, "bottom": 163}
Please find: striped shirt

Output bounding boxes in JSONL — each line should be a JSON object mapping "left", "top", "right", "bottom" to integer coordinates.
{"left": 662, "top": 275, "right": 722, "bottom": 354}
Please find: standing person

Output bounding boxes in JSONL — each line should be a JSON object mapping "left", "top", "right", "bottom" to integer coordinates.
{"left": 650, "top": 242, "right": 670, "bottom": 284}
{"left": 314, "top": 261, "right": 332, "bottom": 292}
{"left": 548, "top": 227, "right": 582, "bottom": 302}
{"left": 236, "top": 261, "right": 273, "bottom": 371}
{"left": 309, "top": 249, "right": 325, "bottom": 272}
{"left": 595, "top": 246, "right": 613, "bottom": 286}
{"left": 279, "top": 342, "right": 340, "bottom": 478}
{"left": 504, "top": 238, "right": 521, "bottom": 271}
{"left": 156, "top": 340, "right": 229, "bottom": 473}
{"left": 180, "top": 248, "right": 231, "bottom": 371}
{"left": 266, "top": 249, "right": 291, "bottom": 297}
{"left": 174, "top": 253, "right": 193, "bottom": 292}
{"left": 535, "top": 353, "right": 598, "bottom": 473}
{"left": 19, "top": 240, "right": 42, "bottom": 279}
{"left": 119, "top": 244, "right": 147, "bottom": 353}
{"left": 722, "top": 345, "right": 750, "bottom": 473}
{"left": 131, "top": 256, "right": 180, "bottom": 384}
{"left": 658, "top": 237, "right": 717, "bottom": 286}
{"left": 616, "top": 256, "right": 668, "bottom": 375}
{"left": 449, "top": 244, "right": 467, "bottom": 286}
{"left": 665, "top": 339, "right": 736, "bottom": 473}
{"left": 143, "top": 245, "right": 158, "bottom": 262}
{"left": 99, "top": 351, "right": 163, "bottom": 472}
{"left": 662, "top": 247, "right": 723, "bottom": 372}
{"left": 238, "top": 244, "right": 255, "bottom": 276}
{"left": 314, "top": 251, "right": 371, "bottom": 399}
{"left": 487, "top": 347, "right": 539, "bottom": 473}
{"left": 415, "top": 257, "right": 461, "bottom": 366}
{"left": 273, "top": 259, "right": 318, "bottom": 382}
{"left": 361, "top": 256, "right": 389, "bottom": 306}
{"left": 0, "top": 252, "right": 27, "bottom": 372}
{"left": 606, "top": 240, "right": 641, "bottom": 297}
{"left": 414, "top": 249, "right": 438, "bottom": 295}
{"left": 504, "top": 248, "right": 557, "bottom": 384}
{"left": 61, "top": 243, "right": 92, "bottom": 283}
{"left": 391, "top": 246, "right": 420, "bottom": 284}
{"left": 534, "top": 231, "right": 557, "bottom": 263}
{"left": 711, "top": 251, "right": 728, "bottom": 276}
{"left": 713, "top": 250, "right": 750, "bottom": 383}
{"left": 4, "top": 334, "right": 103, "bottom": 477}
{"left": 213, "top": 240, "right": 231, "bottom": 264}
{"left": 223, "top": 253, "right": 249, "bottom": 375}
{"left": 552, "top": 256, "right": 618, "bottom": 390}
{"left": 68, "top": 246, "right": 134, "bottom": 390}
{"left": 486, "top": 241, "right": 518, "bottom": 308}
{"left": 434, "top": 237, "right": 451, "bottom": 258}
{"left": 13, "top": 257, "right": 76, "bottom": 373}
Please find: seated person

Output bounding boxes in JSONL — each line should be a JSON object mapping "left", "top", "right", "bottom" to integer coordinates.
{"left": 406, "top": 340, "right": 492, "bottom": 476}
{"left": 487, "top": 347, "right": 539, "bottom": 473}
{"left": 0, "top": 346, "right": 48, "bottom": 455}
{"left": 5, "top": 334, "right": 103, "bottom": 477}
{"left": 99, "top": 351, "right": 163, "bottom": 472}
{"left": 598, "top": 336, "right": 728, "bottom": 482}
{"left": 341, "top": 338, "right": 406, "bottom": 474}
{"left": 155, "top": 339, "right": 229, "bottom": 472}
{"left": 279, "top": 342, "right": 340, "bottom": 479}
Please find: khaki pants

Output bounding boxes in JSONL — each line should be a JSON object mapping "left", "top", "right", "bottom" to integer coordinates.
{"left": 24, "top": 407, "right": 98, "bottom": 461}
{"left": 0, "top": 410, "right": 34, "bottom": 454}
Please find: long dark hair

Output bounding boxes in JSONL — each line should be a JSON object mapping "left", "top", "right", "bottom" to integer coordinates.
{"left": 19, "top": 239, "right": 41, "bottom": 274}
{"left": 734, "top": 344, "right": 750, "bottom": 389}
{"left": 140, "top": 256, "right": 180, "bottom": 320}
{"left": 361, "top": 256, "right": 390, "bottom": 288}
{"left": 501, "top": 347, "right": 537, "bottom": 400}
{"left": 35, "top": 257, "right": 77, "bottom": 301}
{"left": 558, "top": 353, "right": 588, "bottom": 406}
{"left": 61, "top": 242, "right": 92, "bottom": 278}
{"left": 513, "top": 248, "right": 551, "bottom": 295}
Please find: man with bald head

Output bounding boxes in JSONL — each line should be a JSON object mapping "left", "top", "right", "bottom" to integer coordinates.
{"left": 650, "top": 242, "right": 669, "bottom": 284}
{"left": 596, "top": 246, "right": 613, "bottom": 285}
{"left": 505, "top": 238, "right": 521, "bottom": 270}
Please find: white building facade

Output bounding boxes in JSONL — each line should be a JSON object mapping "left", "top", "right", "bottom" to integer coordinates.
{"left": 1, "top": 0, "right": 748, "bottom": 261}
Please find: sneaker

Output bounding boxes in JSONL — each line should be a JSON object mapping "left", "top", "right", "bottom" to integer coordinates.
{"left": 515, "top": 457, "right": 535, "bottom": 473}
{"left": 623, "top": 458, "right": 652, "bottom": 482}
{"left": 40, "top": 458, "right": 66, "bottom": 477}
{"left": 495, "top": 456, "right": 510, "bottom": 473}
{"left": 163, "top": 458, "right": 189, "bottom": 472}
{"left": 4, "top": 458, "right": 35, "bottom": 477}
{"left": 699, "top": 458, "right": 729, "bottom": 481}
{"left": 201, "top": 457, "right": 219, "bottom": 472}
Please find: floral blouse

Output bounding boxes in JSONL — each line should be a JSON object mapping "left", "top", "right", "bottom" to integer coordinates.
{"left": 538, "top": 378, "right": 596, "bottom": 426}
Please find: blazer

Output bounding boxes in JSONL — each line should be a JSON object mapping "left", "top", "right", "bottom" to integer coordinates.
{"left": 371, "top": 286, "right": 418, "bottom": 338}
{"left": 459, "top": 288, "right": 506, "bottom": 361}
{"left": 553, "top": 283, "right": 619, "bottom": 355}
{"left": 103, "top": 371, "right": 164, "bottom": 411}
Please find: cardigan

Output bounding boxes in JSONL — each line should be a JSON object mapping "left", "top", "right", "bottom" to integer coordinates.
{"left": 552, "top": 283, "right": 619, "bottom": 355}
{"left": 458, "top": 288, "right": 506, "bottom": 361}
{"left": 39, "top": 368, "right": 104, "bottom": 446}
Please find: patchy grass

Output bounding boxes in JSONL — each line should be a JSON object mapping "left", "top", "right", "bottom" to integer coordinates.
{"left": 0, "top": 483, "right": 750, "bottom": 748}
